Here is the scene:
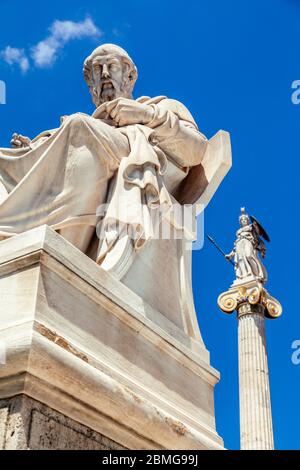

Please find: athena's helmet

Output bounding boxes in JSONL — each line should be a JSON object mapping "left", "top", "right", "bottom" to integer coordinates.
{"left": 239, "top": 207, "right": 250, "bottom": 225}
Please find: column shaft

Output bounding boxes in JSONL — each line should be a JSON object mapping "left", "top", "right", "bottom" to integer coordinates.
{"left": 238, "top": 303, "right": 274, "bottom": 450}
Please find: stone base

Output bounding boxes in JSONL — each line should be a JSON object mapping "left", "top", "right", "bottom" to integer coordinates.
{"left": 0, "top": 396, "right": 125, "bottom": 450}
{"left": 0, "top": 226, "right": 224, "bottom": 450}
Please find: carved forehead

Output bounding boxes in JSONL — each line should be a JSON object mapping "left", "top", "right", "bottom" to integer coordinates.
{"left": 86, "top": 44, "right": 135, "bottom": 67}
{"left": 91, "top": 54, "right": 122, "bottom": 64}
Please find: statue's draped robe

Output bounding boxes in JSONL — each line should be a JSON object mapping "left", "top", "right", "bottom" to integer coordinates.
{"left": 234, "top": 225, "right": 267, "bottom": 282}
{"left": 0, "top": 96, "right": 207, "bottom": 262}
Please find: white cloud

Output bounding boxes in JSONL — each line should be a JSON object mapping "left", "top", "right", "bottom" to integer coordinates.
{"left": 51, "top": 17, "right": 101, "bottom": 42}
{"left": 1, "top": 17, "right": 102, "bottom": 72}
{"left": 31, "top": 17, "right": 102, "bottom": 68}
{"left": 1, "top": 46, "right": 30, "bottom": 73}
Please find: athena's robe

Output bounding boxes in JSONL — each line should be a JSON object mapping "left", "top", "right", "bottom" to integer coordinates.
{"left": 0, "top": 96, "right": 207, "bottom": 261}
{"left": 234, "top": 225, "right": 267, "bottom": 282}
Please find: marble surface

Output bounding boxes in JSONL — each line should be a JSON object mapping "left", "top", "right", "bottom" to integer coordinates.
{"left": 0, "top": 226, "right": 224, "bottom": 450}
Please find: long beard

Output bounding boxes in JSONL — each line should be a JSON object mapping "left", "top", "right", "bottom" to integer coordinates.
{"left": 101, "top": 85, "right": 116, "bottom": 102}
{"left": 93, "top": 81, "right": 122, "bottom": 106}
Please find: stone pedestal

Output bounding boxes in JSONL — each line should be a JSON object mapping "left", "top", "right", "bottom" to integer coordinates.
{"left": 0, "top": 226, "right": 223, "bottom": 450}
{"left": 218, "top": 280, "right": 282, "bottom": 450}
{"left": 0, "top": 396, "right": 125, "bottom": 450}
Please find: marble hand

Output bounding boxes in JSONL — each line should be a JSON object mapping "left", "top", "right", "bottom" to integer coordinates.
{"left": 105, "top": 98, "right": 155, "bottom": 127}
{"left": 225, "top": 251, "right": 234, "bottom": 260}
{"left": 10, "top": 133, "right": 31, "bottom": 149}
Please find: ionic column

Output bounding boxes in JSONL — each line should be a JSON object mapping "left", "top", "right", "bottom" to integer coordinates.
{"left": 237, "top": 302, "right": 274, "bottom": 450}
{"left": 217, "top": 281, "right": 282, "bottom": 450}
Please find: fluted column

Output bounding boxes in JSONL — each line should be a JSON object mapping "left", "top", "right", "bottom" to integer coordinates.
{"left": 237, "top": 303, "right": 274, "bottom": 450}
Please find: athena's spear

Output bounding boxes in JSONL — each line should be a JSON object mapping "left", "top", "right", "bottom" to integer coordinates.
{"left": 206, "top": 234, "right": 235, "bottom": 266}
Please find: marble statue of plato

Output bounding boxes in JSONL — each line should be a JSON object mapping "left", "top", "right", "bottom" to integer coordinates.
{"left": 0, "top": 44, "right": 231, "bottom": 269}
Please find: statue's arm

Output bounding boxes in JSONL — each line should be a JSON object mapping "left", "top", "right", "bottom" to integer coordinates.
{"left": 9, "top": 129, "right": 55, "bottom": 152}
{"left": 147, "top": 99, "right": 207, "bottom": 168}
{"left": 225, "top": 250, "right": 235, "bottom": 260}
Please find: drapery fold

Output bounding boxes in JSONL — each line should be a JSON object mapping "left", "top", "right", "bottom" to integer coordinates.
{"left": 96, "top": 123, "right": 175, "bottom": 262}
{"left": 0, "top": 96, "right": 199, "bottom": 257}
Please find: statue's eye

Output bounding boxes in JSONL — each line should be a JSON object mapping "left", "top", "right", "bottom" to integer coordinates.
{"left": 110, "top": 63, "right": 120, "bottom": 72}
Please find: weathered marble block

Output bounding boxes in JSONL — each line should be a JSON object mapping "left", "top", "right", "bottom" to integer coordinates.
{"left": 0, "top": 226, "right": 223, "bottom": 450}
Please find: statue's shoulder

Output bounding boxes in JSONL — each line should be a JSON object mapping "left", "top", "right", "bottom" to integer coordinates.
{"left": 137, "top": 96, "right": 197, "bottom": 128}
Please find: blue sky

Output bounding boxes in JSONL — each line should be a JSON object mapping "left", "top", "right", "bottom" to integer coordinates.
{"left": 0, "top": 0, "right": 299, "bottom": 450}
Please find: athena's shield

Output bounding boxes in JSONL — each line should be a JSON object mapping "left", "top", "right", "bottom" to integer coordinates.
{"left": 250, "top": 215, "right": 270, "bottom": 242}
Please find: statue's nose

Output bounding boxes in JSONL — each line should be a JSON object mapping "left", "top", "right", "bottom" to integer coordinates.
{"left": 102, "top": 64, "right": 110, "bottom": 79}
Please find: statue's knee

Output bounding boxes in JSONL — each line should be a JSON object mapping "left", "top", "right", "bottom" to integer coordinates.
{"left": 64, "top": 113, "right": 87, "bottom": 131}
